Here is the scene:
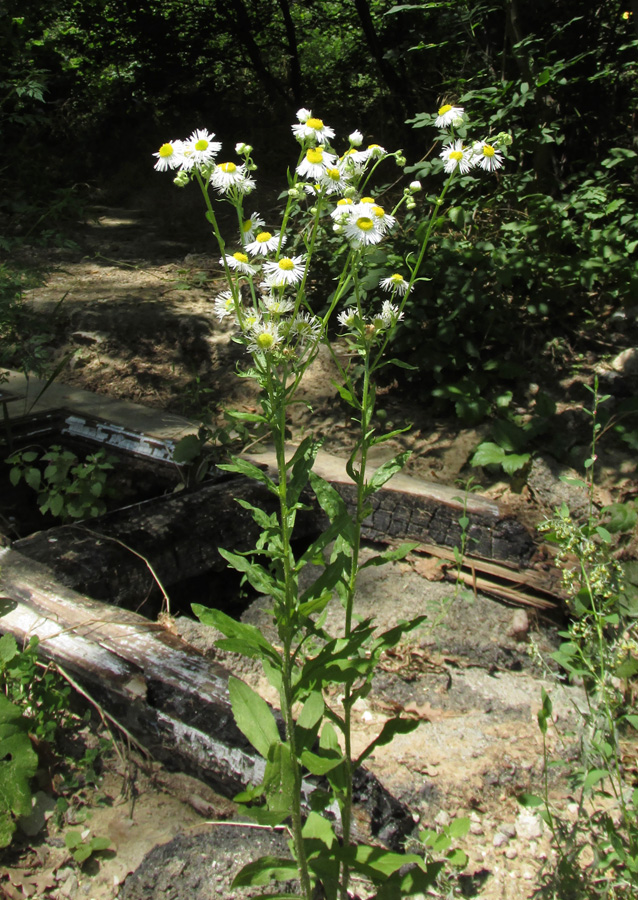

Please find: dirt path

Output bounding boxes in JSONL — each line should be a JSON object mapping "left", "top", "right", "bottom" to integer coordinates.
{"left": 3, "top": 209, "right": 635, "bottom": 898}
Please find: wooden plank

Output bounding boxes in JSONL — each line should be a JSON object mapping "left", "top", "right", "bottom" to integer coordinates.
{"left": 0, "top": 548, "right": 415, "bottom": 850}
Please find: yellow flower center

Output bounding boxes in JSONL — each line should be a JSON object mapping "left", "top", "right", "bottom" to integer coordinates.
{"left": 306, "top": 148, "right": 323, "bottom": 164}
{"left": 159, "top": 143, "right": 174, "bottom": 158}
{"left": 390, "top": 274, "right": 404, "bottom": 283}
{"left": 482, "top": 145, "right": 495, "bottom": 157}
{"left": 220, "top": 162, "right": 237, "bottom": 173}
{"left": 256, "top": 332, "right": 275, "bottom": 350}
{"left": 194, "top": 139, "right": 208, "bottom": 151}
{"left": 361, "top": 197, "right": 375, "bottom": 204}
{"left": 337, "top": 198, "right": 352, "bottom": 206}
{"left": 325, "top": 168, "right": 341, "bottom": 181}
{"left": 306, "top": 117, "right": 324, "bottom": 130}
{"left": 356, "top": 217, "right": 374, "bottom": 232}
{"left": 450, "top": 150, "right": 463, "bottom": 161}
{"left": 278, "top": 258, "right": 295, "bottom": 271}
{"left": 256, "top": 232, "right": 272, "bottom": 243}
{"left": 438, "top": 104, "right": 452, "bottom": 116}
{"left": 371, "top": 205, "right": 385, "bottom": 218}
{"left": 233, "top": 252, "right": 249, "bottom": 263}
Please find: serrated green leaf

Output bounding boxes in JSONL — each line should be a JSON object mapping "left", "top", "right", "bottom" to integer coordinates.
{"left": 471, "top": 442, "right": 505, "bottom": 468}
{"left": 217, "top": 548, "right": 284, "bottom": 600}
{"left": 25, "top": 467, "right": 41, "bottom": 491}
{"left": 228, "top": 677, "right": 280, "bottom": 758}
{"left": 217, "top": 456, "right": 278, "bottom": 494}
{"left": 0, "top": 634, "right": 17, "bottom": 665}
{"left": 501, "top": 452, "right": 530, "bottom": 474}
{"left": 364, "top": 451, "right": 411, "bottom": 498}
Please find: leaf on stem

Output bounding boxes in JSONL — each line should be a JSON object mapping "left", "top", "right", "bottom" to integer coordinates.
{"left": 286, "top": 437, "right": 322, "bottom": 506}
{"left": 355, "top": 716, "right": 420, "bottom": 768}
{"left": 364, "top": 451, "right": 411, "bottom": 498}
{"left": 217, "top": 456, "right": 278, "bottom": 494}
{"left": 228, "top": 676, "right": 281, "bottom": 758}
{"left": 218, "top": 547, "right": 285, "bottom": 601}
{"left": 231, "top": 856, "right": 299, "bottom": 888}
{"left": 192, "top": 605, "right": 280, "bottom": 663}
{"left": 359, "top": 542, "right": 418, "bottom": 569}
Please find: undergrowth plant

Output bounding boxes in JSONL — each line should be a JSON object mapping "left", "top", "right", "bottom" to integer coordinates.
{"left": 153, "top": 105, "right": 508, "bottom": 899}
{"left": 522, "top": 379, "right": 638, "bottom": 898}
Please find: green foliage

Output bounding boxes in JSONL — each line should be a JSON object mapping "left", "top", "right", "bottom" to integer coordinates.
{"left": 64, "top": 829, "right": 112, "bottom": 865}
{"left": 0, "top": 693, "right": 39, "bottom": 849}
{"left": 523, "top": 386, "right": 638, "bottom": 897}
{"left": 7, "top": 444, "right": 118, "bottom": 521}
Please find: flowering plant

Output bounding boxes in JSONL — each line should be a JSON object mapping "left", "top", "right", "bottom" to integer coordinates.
{"left": 153, "top": 105, "right": 509, "bottom": 899}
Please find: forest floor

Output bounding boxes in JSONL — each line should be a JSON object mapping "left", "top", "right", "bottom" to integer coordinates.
{"left": 2, "top": 205, "right": 638, "bottom": 899}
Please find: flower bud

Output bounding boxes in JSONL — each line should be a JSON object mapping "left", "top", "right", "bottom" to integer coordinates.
{"left": 494, "top": 131, "right": 513, "bottom": 148}
{"left": 396, "top": 154, "right": 406, "bottom": 167}
{"left": 333, "top": 223, "right": 343, "bottom": 234}
{"left": 173, "top": 171, "right": 189, "bottom": 187}
{"left": 349, "top": 130, "right": 363, "bottom": 147}
{"left": 344, "top": 186, "right": 357, "bottom": 199}
{"left": 296, "top": 107, "right": 311, "bottom": 123}
{"left": 309, "top": 207, "right": 317, "bottom": 215}
{"left": 409, "top": 180, "right": 422, "bottom": 193}
{"left": 406, "top": 198, "right": 416, "bottom": 210}
{"left": 235, "top": 142, "right": 248, "bottom": 154}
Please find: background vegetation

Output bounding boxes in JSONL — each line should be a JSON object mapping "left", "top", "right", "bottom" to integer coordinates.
{"left": 1, "top": 0, "right": 637, "bottom": 415}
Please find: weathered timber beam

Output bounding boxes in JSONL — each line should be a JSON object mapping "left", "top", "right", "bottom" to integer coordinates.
{"left": 0, "top": 548, "right": 414, "bottom": 849}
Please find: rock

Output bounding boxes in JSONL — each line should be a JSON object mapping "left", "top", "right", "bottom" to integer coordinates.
{"left": 506, "top": 609, "right": 530, "bottom": 641}
{"left": 493, "top": 831, "right": 509, "bottom": 847}
{"left": 497, "top": 822, "right": 517, "bottom": 840}
{"left": 527, "top": 454, "right": 590, "bottom": 519}
{"left": 515, "top": 811, "right": 544, "bottom": 841}
{"left": 504, "top": 845, "right": 518, "bottom": 860}
{"left": 71, "top": 331, "right": 106, "bottom": 346}
{"left": 434, "top": 809, "right": 451, "bottom": 828}
{"left": 611, "top": 347, "right": 638, "bottom": 376}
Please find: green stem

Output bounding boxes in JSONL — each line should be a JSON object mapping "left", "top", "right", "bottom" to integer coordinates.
{"left": 268, "top": 362, "right": 313, "bottom": 900}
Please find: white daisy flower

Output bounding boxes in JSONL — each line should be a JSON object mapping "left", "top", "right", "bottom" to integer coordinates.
{"left": 210, "top": 161, "right": 249, "bottom": 191}
{"left": 320, "top": 165, "right": 349, "bottom": 195}
{"left": 292, "top": 115, "right": 335, "bottom": 145}
{"left": 240, "top": 213, "right": 265, "bottom": 244}
{"left": 289, "top": 312, "right": 322, "bottom": 345}
{"left": 213, "top": 291, "right": 236, "bottom": 321}
{"left": 343, "top": 214, "right": 384, "bottom": 246}
{"left": 435, "top": 104, "right": 465, "bottom": 128}
{"left": 263, "top": 295, "right": 295, "bottom": 316}
{"left": 380, "top": 300, "right": 404, "bottom": 327}
{"left": 380, "top": 273, "right": 412, "bottom": 296}
{"left": 440, "top": 140, "right": 473, "bottom": 175}
{"left": 330, "top": 197, "right": 355, "bottom": 220}
{"left": 366, "top": 143, "right": 387, "bottom": 158}
{"left": 263, "top": 255, "right": 306, "bottom": 287}
{"left": 366, "top": 203, "right": 396, "bottom": 235}
{"left": 337, "top": 307, "right": 359, "bottom": 329}
{"left": 242, "top": 307, "right": 261, "bottom": 330}
{"left": 296, "top": 146, "right": 337, "bottom": 180}
{"left": 472, "top": 140, "right": 504, "bottom": 172}
{"left": 222, "top": 251, "right": 257, "bottom": 275}
{"left": 247, "top": 321, "right": 283, "bottom": 355}
{"left": 296, "top": 108, "right": 312, "bottom": 123}
{"left": 340, "top": 147, "right": 368, "bottom": 170}
{"left": 246, "top": 231, "right": 285, "bottom": 256}
{"left": 153, "top": 140, "right": 184, "bottom": 172}
{"left": 181, "top": 129, "right": 221, "bottom": 169}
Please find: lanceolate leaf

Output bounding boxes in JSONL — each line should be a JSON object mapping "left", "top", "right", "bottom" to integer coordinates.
{"left": 192, "top": 605, "right": 279, "bottom": 662}
{"left": 287, "top": 437, "right": 322, "bottom": 506}
{"left": 231, "top": 856, "right": 299, "bottom": 888}
{"left": 217, "top": 548, "right": 285, "bottom": 601}
{"left": 217, "top": 456, "right": 278, "bottom": 494}
{"left": 355, "top": 717, "right": 420, "bottom": 768}
{"left": 228, "top": 677, "right": 281, "bottom": 758}
{"left": 359, "top": 542, "right": 418, "bottom": 569}
{"left": 364, "top": 451, "right": 411, "bottom": 498}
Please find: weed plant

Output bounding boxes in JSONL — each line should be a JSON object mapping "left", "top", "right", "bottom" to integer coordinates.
{"left": 153, "top": 107, "right": 508, "bottom": 898}
{"left": 522, "top": 380, "right": 638, "bottom": 898}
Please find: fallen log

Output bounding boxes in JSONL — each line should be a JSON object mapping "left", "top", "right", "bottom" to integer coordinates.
{"left": 0, "top": 547, "right": 414, "bottom": 850}
{"left": 13, "top": 450, "right": 551, "bottom": 616}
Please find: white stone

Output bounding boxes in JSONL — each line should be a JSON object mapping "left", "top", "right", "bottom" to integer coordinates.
{"left": 515, "top": 811, "right": 544, "bottom": 840}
